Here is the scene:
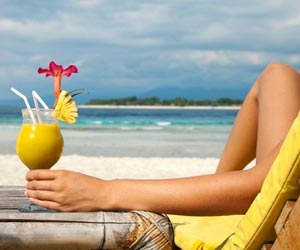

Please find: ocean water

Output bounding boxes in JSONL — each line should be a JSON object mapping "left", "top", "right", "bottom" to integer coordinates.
{"left": 0, "top": 106, "right": 238, "bottom": 158}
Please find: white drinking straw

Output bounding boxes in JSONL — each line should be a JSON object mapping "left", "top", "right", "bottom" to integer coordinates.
{"left": 32, "top": 91, "right": 49, "bottom": 110}
{"left": 10, "top": 87, "right": 36, "bottom": 124}
{"left": 32, "top": 92, "right": 42, "bottom": 124}
{"left": 32, "top": 91, "right": 50, "bottom": 124}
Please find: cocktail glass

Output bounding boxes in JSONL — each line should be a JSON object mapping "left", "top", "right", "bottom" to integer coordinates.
{"left": 16, "top": 108, "right": 64, "bottom": 212}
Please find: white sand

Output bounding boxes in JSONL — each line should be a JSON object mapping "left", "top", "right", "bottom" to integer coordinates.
{"left": 1, "top": 155, "right": 219, "bottom": 186}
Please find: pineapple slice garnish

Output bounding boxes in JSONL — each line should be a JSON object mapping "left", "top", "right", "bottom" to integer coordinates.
{"left": 53, "top": 90, "right": 78, "bottom": 124}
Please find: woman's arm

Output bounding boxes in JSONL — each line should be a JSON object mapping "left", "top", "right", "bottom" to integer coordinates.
{"left": 27, "top": 63, "right": 300, "bottom": 216}
{"left": 25, "top": 141, "right": 280, "bottom": 215}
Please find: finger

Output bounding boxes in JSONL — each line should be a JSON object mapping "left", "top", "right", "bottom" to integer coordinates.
{"left": 29, "top": 196, "right": 75, "bottom": 212}
{"left": 26, "top": 169, "right": 56, "bottom": 181}
{"left": 29, "top": 197, "right": 62, "bottom": 211}
{"left": 25, "top": 189, "right": 57, "bottom": 201}
{"left": 26, "top": 180, "right": 57, "bottom": 191}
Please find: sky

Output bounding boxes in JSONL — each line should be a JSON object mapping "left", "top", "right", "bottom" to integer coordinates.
{"left": 1, "top": 0, "right": 300, "bottom": 105}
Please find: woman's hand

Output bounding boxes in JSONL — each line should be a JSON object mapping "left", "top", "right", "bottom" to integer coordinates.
{"left": 25, "top": 169, "right": 111, "bottom": 212}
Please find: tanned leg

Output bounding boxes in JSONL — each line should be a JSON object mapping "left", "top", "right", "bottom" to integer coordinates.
{"left": 216, "top": 62, "right": 300, "bottom": 173}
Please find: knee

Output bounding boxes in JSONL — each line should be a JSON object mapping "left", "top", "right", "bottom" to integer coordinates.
{"left": 264, "top": 62, "right": 297, "bottom": 74}
{"left": 258, "top": 62, "right": 300, "bottom": 89}
{"left": 263, "top": 62, "right": 299, "bottom": 78}
{"left": 248, "top": 62, "right": 300, "bottom": 101}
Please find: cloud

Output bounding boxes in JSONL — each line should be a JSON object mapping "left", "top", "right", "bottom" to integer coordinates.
{"left": 0, "top": 1, "right": 170, "bottom": 46}
{"left": 0, "top": 0, "right": 299, "bottom": 102}
{"left": 169, "top": 50, "right": 300, "bottom": 67}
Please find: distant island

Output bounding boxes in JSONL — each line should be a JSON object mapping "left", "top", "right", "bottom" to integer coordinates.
{"left": 84, "top": 96, "right": 243, "bottom": 107}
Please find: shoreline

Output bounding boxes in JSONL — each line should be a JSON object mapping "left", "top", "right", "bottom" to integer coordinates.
{"left": 78, "top": 105, "right": 241, "bottom": 110}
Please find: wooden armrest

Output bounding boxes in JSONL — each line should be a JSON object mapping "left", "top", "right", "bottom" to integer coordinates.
{"left": 271, "top": 196, "right": 300, "bottom": 250}
{"left": 274, "top": 200, "right": 295, "bottom": 235}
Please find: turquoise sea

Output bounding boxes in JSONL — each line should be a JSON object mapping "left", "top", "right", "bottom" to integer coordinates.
{"left": 0, "top": 106, "right": 238, "bottom": 158}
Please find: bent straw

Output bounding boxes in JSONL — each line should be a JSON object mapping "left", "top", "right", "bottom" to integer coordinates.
{"left": 10, "top": 87, "right": 36, "bottom": 124}
{"left": 32, "top": 91, "right": 49, "bottom": 110}
{"left": 32, "top": 91, "right": 42, "bottom": 124}
{"left": 32, "top": 91, "right": 50, "bottom": 124}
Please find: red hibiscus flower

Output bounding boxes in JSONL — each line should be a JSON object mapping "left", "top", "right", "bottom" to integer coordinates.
{"left": 38, "top": 61, "right": 78, "bottom": 107}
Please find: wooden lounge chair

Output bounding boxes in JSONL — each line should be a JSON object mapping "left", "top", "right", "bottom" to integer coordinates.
{"left": 169, "top": 111, "right": 300, "bottom": 250}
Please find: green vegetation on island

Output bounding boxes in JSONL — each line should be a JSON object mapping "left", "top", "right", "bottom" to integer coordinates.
{"left": 85, "top": 96, "right": 243, "bottom": 107}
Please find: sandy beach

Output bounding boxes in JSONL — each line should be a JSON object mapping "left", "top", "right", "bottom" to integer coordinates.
{"left": 1, "top": 155, "right": 219, "bottom": 186}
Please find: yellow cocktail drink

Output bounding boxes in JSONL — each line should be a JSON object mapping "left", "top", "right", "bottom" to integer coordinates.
{"left": 16, "top": 109, "right": 64, "bottom": 171}
{"left": 16, "top": 123, "right": 64, "bottom": 170}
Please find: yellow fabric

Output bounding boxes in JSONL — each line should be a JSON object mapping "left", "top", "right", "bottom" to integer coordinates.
{"left": 168, "top": 214, "right": 243, "bottom": 250}
{"left": 223, "top": 112, "right": 300, "bottom": 249}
